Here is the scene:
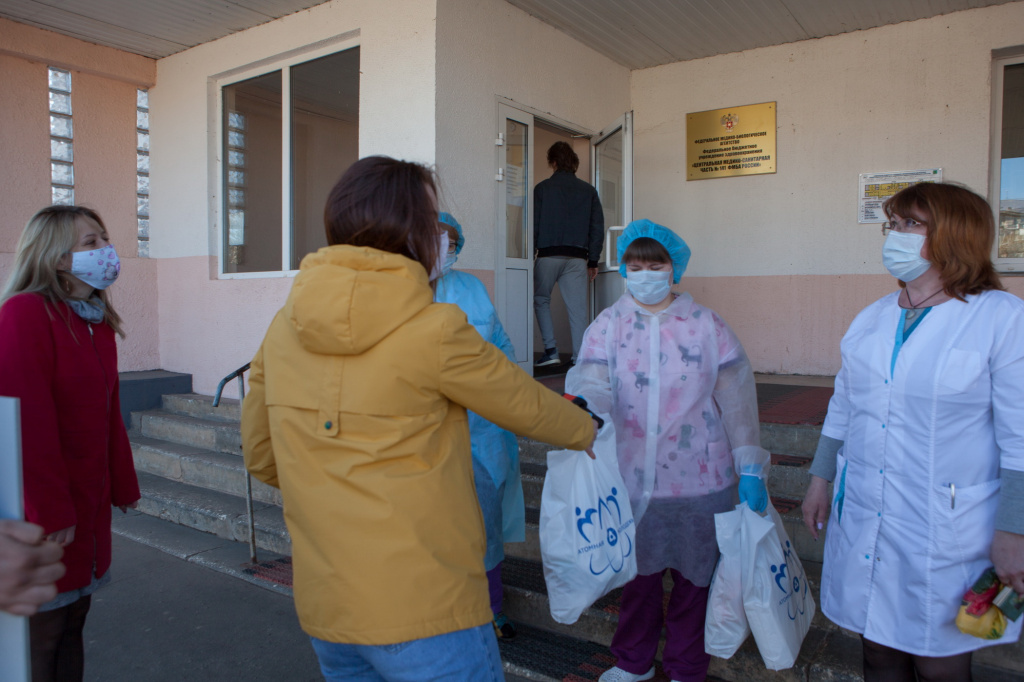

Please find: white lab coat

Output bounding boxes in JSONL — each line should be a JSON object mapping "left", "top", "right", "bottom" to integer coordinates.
{"left": 820, "top": 289, "right": 1024, "bottom": 655}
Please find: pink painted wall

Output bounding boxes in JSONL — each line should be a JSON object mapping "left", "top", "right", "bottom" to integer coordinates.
{"left": 0, "top": 55, "right": 50, "bottom": 250}
{"left": 680, "top": 274, "right": 1024, "bottom": 376}
{"left": 156, "top": 257, "right": 293, "bottom": 398}
{"left": 157, "top": 261, "right": 498, "bottom": 399}
{"left": 0, "top": 19, "right": 158, "bottom": 371}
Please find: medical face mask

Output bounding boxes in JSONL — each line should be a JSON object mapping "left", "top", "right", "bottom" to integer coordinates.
{"left": 882, "top": 231, "right": 931, "bottom": 282}
{"left": 429, "top": 232, "right": 449, "bottom": 281}
{"left": 69, "top": 244, "right": 120, "bottom": 290}
{"left": 442, "top": 253, "right": 458, "bottom": 274}
{"left": 625, "top": 269, "right": 672, "bottom": 305}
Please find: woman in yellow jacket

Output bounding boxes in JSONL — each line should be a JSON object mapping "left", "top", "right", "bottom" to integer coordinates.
{"left": 241, "top": 156, "right": 596, "bottom": 681}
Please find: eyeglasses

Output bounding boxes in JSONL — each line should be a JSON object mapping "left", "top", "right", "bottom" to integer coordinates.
{"left": 881, "top": 217, "right": 928, "bottom": 236}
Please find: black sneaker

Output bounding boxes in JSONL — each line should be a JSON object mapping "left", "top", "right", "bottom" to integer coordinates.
{"left": 535, "top": 348, "right": 560, "bottom": 367}
{"left": 493, "top": 612, "right": 517, "bottom": 640}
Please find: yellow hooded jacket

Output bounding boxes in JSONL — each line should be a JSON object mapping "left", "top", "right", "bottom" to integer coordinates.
{"left": 241, "top": 245, "right": 593, "bottom": 645}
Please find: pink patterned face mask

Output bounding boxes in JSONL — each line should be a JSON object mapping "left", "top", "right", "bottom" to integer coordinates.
{"left": 69, "top": 244, "right": 120, "bottom": 290}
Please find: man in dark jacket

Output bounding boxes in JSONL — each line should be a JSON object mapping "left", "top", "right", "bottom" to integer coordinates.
{"left": 533, "top": 141, "right": 604, "bottom": 367}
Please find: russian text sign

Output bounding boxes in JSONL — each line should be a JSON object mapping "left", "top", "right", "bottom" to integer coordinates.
{"left": 858, "top": 169, "right": 942, "bottom": 223}
{"left": 687, "top": 102, "right": 776, "bottom": 181}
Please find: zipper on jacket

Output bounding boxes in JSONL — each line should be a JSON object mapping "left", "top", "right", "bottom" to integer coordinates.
{"left": 87, "top": 323, "right": 113, "bottom": 410}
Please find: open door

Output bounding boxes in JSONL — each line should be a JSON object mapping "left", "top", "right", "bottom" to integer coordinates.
{"left": 591, "top": 112, "right": 633, "bottom": 317}
{"left": 495, "top": 103, "right": 535, "bottom": 373}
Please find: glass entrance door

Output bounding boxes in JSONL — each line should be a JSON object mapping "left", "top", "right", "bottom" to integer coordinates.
{"left": 592, "top": 112, "right": 633, "bottom": 316}
{"left": 496, "top": 104, "right": 535, "bottom": 372}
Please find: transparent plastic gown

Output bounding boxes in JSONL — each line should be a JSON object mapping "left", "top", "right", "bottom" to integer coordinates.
{"left": 566, "top": 292, "right": 768, "bottom": 583}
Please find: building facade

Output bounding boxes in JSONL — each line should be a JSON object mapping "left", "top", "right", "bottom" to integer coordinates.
{"left": 1, "top": 0, "right": 1023, "bottom": 394}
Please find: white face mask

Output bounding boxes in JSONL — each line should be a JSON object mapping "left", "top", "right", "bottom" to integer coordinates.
{"left": 442, "top": 253, "right": 458, "bottom": 274}
{"left": 626, "top": 269, "right": 672, "bottom": 305}
{"left": 882, "top": 231, "right": 931, "bottom": 282}
{"left": 429, "top": 232, "right": 449, "bottom": 281}
{"left": 69, "top": 244, "right": 120, "bottom": 290}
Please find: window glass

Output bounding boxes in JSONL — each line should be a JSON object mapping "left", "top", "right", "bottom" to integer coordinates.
{"left": 505, "top": 119, "right": 528, "bottom": 259}
{"left": 48, "top": 67, "right": 74, "bottom": 205}
{"left": 289, "top": 47, "right": 360, "bottom": 269}
{"left": 222, "top": 71, "right": 283, "bottom": 273}
{"left": 595, "top": 128, "right": 623, "bottom": 266}
{"left": 998, "top": 62, "right": 1024, "bottom": 260}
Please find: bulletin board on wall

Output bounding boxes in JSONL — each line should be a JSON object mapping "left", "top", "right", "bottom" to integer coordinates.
{"left": 686, "top": 102, "right": 776, "bottom": 181}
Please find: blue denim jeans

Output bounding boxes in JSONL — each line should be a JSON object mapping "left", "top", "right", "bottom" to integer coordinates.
{"left": 310, "top": 623, "right": 504, "bottom": 681}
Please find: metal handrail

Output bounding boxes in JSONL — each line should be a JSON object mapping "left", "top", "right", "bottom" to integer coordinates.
{"left": 213, "top": 362, "right": 250, "bottom": 407}
{"left": 213, "top": 362, "right": 257, "bottom": 564}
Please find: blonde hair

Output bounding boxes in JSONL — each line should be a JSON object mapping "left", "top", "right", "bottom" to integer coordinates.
{"left": 1, "top": 205, "right": 125, "bottom": 337}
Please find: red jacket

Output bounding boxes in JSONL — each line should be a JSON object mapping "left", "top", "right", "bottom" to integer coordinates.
{"left": 0, "top": 293, "right": 140, "bottom": 592}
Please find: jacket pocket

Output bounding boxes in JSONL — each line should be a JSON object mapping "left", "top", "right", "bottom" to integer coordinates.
{"left": 938, "top": 348, "right": 983, "bottom": 394}
{"left": 931, "top": 477, "right": 1000, "bottom": 575}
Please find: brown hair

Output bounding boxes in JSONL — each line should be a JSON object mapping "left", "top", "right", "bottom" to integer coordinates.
{"left": 323, "top": 156, "right": 440, "bottom": 283}
{"left": 883, "top": 182, "right": 1002, "bottom": 299}
{"left": 547, "top": 141, "right": 579, "bottom": 174}
{"left": 622, "top": 237, "right": 671, "bottom": 265}
{"left": 1, "top": 205, "right": 125, "bottom": 337}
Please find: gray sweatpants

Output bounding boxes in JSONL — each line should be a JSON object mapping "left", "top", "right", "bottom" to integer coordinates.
{"left": 533, "top": 256, "right": 588, "bottom": 359}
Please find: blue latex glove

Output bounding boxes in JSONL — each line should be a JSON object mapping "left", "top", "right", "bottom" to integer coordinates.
{"left": 739, "top": 474, "right": 768, "bottom": 513}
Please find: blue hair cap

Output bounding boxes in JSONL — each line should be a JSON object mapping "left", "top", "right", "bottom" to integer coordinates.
{"left": 617, "top": 219, "right": 691, "bottom": 283}
{"left": 438, "top": 212, "right": 465, "bottom": 254}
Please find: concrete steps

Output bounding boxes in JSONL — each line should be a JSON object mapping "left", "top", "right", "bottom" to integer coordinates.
{"left": 127, "top": 391, "right": 1024, "bottom": 682}
{"left": 131, "top": 433, "right": 282, "bottom": 505}
{"left": 129, "top": 394, "right": 289, "bottom": 556}
{"left": 134, "top": 472, "right": 290, "bottom": 555}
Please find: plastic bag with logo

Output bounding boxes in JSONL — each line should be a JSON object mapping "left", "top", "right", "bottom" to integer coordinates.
{"left": 539, "top": 421, "right": 638, "bottom": 625}
{"left": 739, "top": 501, "right": 815, "bottom": 670}
{"left": 704, "top": 504, "right": 751, "bottom": 659}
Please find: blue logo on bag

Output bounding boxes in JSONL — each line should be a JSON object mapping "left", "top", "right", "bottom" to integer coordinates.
{"left": 575, "top": 487, "right": 635, "bottom": 576}
{"left": 770, "top": 540, "right": 809, "bottom": 621}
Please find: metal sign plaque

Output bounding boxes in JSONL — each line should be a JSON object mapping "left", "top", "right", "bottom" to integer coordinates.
{"left": 687, "top": 102, "right": 776, "bottom": 181}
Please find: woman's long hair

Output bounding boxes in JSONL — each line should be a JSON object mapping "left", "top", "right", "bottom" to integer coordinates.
{"left": 323, "top": 156, "right": 440, "bottom": 285}
{"left": 1, "top": 205, "right": 125, "bottom": 337}
{"left": 883, "top": 182, "right": 1003, "bottom": 300}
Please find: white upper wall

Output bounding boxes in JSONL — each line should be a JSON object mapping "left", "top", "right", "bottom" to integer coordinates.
{"left": 149, "top": 0, "right": 437, "bottom": 259}
{"left": 435, "top": 0, "right": 630, "bottom": 270}
{"left": 632, "top": 1, "right": 1024, "bottom": 278}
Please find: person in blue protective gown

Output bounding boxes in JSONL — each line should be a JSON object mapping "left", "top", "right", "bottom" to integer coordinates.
{"left": 567, "top": 219, "right": 769, "bottom": 682}
{"left": 436, "top": 212, "right": 525, "bottom": 640}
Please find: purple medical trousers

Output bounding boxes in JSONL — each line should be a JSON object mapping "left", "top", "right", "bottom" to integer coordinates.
{"left": 610, "top": 569, "right": 710, "bottom": 682}
{"left": 486, "top": 564, "right": 503, "bottom": 614}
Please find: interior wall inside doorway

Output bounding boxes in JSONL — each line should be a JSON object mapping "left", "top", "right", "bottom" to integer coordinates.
{"left": 532, "top": 120, "right": 591, "bottom": 359}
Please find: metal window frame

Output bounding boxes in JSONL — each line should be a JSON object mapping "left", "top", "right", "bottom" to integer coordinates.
{"left": 211, "top": 33, "right": 360, "bottom": 279}
{"left": 990, "top": 50, "right": 1024, "bottom": 272}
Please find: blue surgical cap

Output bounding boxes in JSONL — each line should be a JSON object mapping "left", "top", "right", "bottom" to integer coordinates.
{"left": 438, "top": 212, "right": 465, "bottom": 255}
{"left": 617, "top": 219, "right": 691, "bottom": 283}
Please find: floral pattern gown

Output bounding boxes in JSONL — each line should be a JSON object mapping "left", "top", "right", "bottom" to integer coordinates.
{"left": 566, "top": 292, "right": 768, "bottom": 583}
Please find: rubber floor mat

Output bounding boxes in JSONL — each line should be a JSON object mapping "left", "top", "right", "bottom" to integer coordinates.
{"left": 501, "top": 617, "right": 726, "bottom": 681}
{"left": 755, "top": 384, "right": 833, "bottom": 425}
{"left": 243, "top": 556, "right": 293, "bottom": 588}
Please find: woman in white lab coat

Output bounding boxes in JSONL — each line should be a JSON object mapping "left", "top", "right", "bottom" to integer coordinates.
{"left": 801, "top": 182, "right": 1024, "bottom": 681}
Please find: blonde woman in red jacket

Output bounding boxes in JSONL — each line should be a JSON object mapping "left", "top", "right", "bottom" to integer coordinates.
{"left": 0, "top": 205, "right": 140, "bottom": 682}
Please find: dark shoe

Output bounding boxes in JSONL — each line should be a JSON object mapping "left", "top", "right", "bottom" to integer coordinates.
{"left": 493, "top": 612, "right": 517, "bottom": 640}
{"left": 535, "top": 348, "right": 560, "bottom": 367}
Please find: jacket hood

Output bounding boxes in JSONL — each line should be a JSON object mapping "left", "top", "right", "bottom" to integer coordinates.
{"left": 285, "top": 245, "right": 433, "bottom": 355}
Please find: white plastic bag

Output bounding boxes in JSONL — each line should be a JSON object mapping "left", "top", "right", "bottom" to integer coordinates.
{"left": 704, "top": 504, "right": 751, "bottom": 658}
{"left": 539, "top": 422, "right": 638, "bottom": 624}
{"left": 740, "top": 501, "right": 815, "bottom": 670}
